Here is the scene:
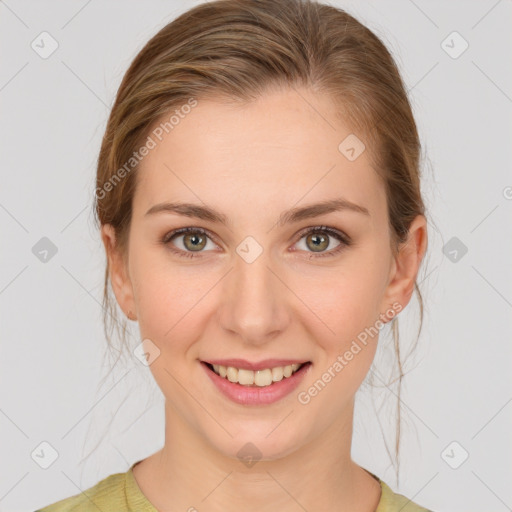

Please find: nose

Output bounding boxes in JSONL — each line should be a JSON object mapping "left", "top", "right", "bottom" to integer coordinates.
{"left": 218, "top": 248, "right": 291, "bottom": 346}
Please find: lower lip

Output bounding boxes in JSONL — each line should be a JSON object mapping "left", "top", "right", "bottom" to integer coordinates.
{"left": 201, "top": 362, "right": 312, "bottom": 406}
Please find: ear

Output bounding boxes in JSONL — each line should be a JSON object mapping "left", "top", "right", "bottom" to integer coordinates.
{"left": 100, "top": 224, "right": 137, "bottom": 321}
{"left": 379, "top": 214, "right": 428, "bottom": 321}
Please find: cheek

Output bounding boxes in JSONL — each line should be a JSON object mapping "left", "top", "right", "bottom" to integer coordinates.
{"left": 296, "top": 274, "right": 384, "bottom": 407}
{"left": 293, "top": 261, "right": 386, "bottom": 347}
{"left": 130, "top": 253, "right": 215, "bottom": 350}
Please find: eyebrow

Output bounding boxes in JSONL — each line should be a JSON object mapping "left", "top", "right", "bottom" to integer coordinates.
{"left": 144, "top": 198, "right": 370, "bottom": 226}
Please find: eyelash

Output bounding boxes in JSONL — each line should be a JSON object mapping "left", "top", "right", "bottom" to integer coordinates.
{"left": 161, "top": 226, "right": 352, "bottom": 260}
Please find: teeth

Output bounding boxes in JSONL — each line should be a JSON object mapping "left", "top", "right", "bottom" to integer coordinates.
{"left": 255, "top": 369, "right": 272, "bottom": 386}
{"left": 238, "top": 369, "right": 255, "bottom": 385}
{"left": 210, "top": 362, "right": 305, "bottom": 387}
{"left": 272, "top": 366, "right": 284, "bottom": 382}
{"left": 227, "top": 366, "right": 238, "bottom": 383}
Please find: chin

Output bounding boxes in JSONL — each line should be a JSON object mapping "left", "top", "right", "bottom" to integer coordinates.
{"left": 203, "top": 424, "right": 306, "bottom": 466}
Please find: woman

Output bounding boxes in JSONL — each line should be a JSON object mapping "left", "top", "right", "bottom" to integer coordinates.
{"left": 35, "top": 0, "right": 432, "bottom": 510}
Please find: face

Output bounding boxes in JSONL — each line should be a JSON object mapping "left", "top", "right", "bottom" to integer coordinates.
{"left": 102, "top": 85, "right": 426, "bottom": 463}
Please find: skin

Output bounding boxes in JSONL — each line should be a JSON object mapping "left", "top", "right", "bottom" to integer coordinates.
{"left": 101, "top": 84, "right": 427, "bottom": 512}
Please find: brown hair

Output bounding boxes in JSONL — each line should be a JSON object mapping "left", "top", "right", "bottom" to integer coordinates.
{"left": 94, "top": 0, "right": 429, "bottom": 485}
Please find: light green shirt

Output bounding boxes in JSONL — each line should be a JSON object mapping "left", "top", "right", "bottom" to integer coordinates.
{"left": 35, "top": 461, "right": 433, "bottom": 511}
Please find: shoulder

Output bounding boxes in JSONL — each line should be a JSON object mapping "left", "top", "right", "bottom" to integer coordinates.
{"left": 377, "top": 480, "right": 434, "bottom": 512}
{"left": 33, "top": 470, "right": 127, "bottom": 512}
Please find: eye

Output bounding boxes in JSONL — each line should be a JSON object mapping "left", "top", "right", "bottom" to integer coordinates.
{"left": 161, "top": 225, "right": 352, "bottom": 260}
{"left": 293, "top": 225, "right": 351, "bottom": 258}
{"left": 162, "top": 227, "right": 218, "bottom": 259}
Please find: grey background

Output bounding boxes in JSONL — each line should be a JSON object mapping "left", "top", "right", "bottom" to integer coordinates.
{"left": 1, "top": 1, "right": 511, "bottom": 511}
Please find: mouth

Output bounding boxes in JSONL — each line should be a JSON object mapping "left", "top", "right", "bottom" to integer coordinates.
{"left": 202, "top": 361, "right": 311, "bottom": 387}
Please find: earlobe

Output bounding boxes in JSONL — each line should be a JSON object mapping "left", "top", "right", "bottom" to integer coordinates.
{"left": 100, "top": 224, "right": 137, "bottom": 321}
{"left": 380, "top": 215, "right": 428, "bottom": 320}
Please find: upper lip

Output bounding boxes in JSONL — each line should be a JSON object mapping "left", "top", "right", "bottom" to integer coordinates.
{"left": 202, "top": 358, "right": 310, "bottom": 371}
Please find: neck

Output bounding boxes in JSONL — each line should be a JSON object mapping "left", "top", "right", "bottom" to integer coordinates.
{"left": 133, "top": 399, "right": 381, "bottom": 512}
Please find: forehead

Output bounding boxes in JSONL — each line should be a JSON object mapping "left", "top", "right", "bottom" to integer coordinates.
{"left": 134, "top": 86, "right": 386, "bottom": 224}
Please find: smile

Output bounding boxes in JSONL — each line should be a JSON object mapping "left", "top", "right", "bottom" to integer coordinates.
{"left": 201, "top": 360, "right": 312, "bottom": 406}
